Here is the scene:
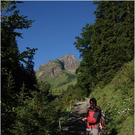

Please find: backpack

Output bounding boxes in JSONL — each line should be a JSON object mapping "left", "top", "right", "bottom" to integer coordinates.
{"left": 87, "top": 106, "right": 105, "bottom": 129}
{"left": 87, "top": 106, "right": 101, "bottom": 129}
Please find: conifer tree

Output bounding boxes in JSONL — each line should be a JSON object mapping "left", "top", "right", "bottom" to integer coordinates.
{"left": 1, "top": 1, "right": 37, "bottom": 134}
{"left": 92, "top": 1, "right": 134, "bottom": 85}
{"left": 74, "top": 24, "right": 96, "bottom": 95}
{"left": 74, "top": 1, "right": 134, "bottom": 93}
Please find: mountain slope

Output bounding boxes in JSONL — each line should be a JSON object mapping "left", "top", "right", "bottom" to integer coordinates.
{"left": 90, "top": 59, "right": 134, "bottom": 135}
{"left": 35, "top": 54, "right": 80, "bottom": 92}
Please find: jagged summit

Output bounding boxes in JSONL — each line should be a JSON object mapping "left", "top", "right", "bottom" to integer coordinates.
{"left": 58, "top": 54, "right": 80, "bottom": 73}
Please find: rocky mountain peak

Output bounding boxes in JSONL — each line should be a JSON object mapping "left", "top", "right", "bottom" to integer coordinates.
{"left": 59, "top": 54, "right": 80, "bottom": 73}
{"left": 36, "top": 54, "right": 80, "bottom": 80}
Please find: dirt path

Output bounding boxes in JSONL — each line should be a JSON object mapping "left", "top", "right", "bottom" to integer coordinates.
{"left": 60, "top": 98, "right": 90, "bottom": 135}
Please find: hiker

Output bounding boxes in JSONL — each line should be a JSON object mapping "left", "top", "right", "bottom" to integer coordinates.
{"left": 82, "top": 98, "right": 102, "bottom": 135}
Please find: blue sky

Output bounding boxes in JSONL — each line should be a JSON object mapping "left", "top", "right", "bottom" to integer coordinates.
{"left": 16, "top": 1, "right": 97, "bottom": 71}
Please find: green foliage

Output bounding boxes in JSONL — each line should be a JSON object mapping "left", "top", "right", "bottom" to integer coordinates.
{"left": 12, "top": 82, "right": 56, "bottom": 134}
{"left": 74, "top": 24, "right": 97, "bottom": 96}
{"left": 90, "top": 60, "right": 134, "bottom": 135}
{"left": 2, "top": 71, "right": 16, "bottom": 134}
{"left": 73, "top": 2, "right": 134, "bottom": 134}
{"left": 1, "top": 1, "right": 38, "bottom": 134}
{"left": 10, "top": 80, "right": 83, "bottom": 135}
{"left": 74, "top": 1, "right": 134, "bottom": 96}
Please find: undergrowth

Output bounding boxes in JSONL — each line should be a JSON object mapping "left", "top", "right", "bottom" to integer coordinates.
{"left": 90, "top": 59, "right": 134, "bottom": 135}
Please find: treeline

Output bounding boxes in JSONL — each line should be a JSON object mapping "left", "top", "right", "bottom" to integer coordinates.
{"left": 1, "top": 1, "right": 83, "bottom": 135}
{"left": 74, "top": 1, "right": 134, "bottom": 96}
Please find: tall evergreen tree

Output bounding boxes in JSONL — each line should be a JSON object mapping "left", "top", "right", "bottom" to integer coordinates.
{"left": 1, "top": 1, "right": 36, "bottom": 95}
{"left": 74, "top": 1, "right": 134, "bottom": 93}
{"left": 74, "top": 24, "right": 96, "bottom": 95}
{"left": 92, "top": 1, "right": 134, "bottom": 85}
{"left": 1, "top": 1, "right": 37, "bottom": 134}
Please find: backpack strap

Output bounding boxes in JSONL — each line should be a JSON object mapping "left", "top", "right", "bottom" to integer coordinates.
{"left": 96, "top": 106, "right": 101, "bottom": 111}
{"left": 95, "top": 106, "right": 102, "bottom": 123}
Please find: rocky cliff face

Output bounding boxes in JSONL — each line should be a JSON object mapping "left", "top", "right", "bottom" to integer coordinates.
{"left": 59, "top": 54, "right": 80, "bottom": 73}
{"left": 35, "top": 54, "right": 80, "bottom": 81}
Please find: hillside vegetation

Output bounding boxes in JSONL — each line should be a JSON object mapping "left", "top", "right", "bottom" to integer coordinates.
{"left": 51, "top": 77, "right": 77, "bottom": 95}
{"left": 44, "top": 70, "right": 77, "bottom": 89}
{"left": 90, "top": 60, "right": 134, "bottom": 135}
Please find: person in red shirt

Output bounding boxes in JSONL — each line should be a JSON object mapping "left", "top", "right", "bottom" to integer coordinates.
{"left": 82, "top": 98, "right": 102, "bottom": 135}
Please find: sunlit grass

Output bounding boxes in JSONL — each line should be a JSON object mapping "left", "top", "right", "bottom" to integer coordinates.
{"left": 89, "top": 60, "right": 134, "bottom": 135}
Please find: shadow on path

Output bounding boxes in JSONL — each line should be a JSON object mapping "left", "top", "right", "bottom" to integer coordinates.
{"left": 60, "top": 100, "right": 89, "bottom": 135}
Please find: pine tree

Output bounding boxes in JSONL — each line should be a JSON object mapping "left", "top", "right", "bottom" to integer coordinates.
{"left": 1, "top": 1, "right": 36, "bottom": 94}
{"left": 2, "top": 71, "right": 16, "bottom": 134}
{"left": 74, "top": 24, "right": 96, "bottom": 95}
{"left": 74, "top": 1, "right": 134, "bottom": 92}
{"left": 92, "top": 1, "right": 134, "bottom": 86}
{"left": 1, "top": 1, "right": 37, "bottom": 134}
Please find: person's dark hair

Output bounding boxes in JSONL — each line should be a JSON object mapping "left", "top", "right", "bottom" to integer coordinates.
{"left": 90, "top": 98, "right": 97, "bottom": 106}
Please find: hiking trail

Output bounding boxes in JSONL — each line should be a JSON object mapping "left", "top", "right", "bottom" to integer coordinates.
{"left": 60, "top": 98, "right": 90, "bottom": 135}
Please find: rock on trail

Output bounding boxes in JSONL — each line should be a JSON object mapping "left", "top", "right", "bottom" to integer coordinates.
{"left": 60, "top": 98, "right": 90, "bottom": 135}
